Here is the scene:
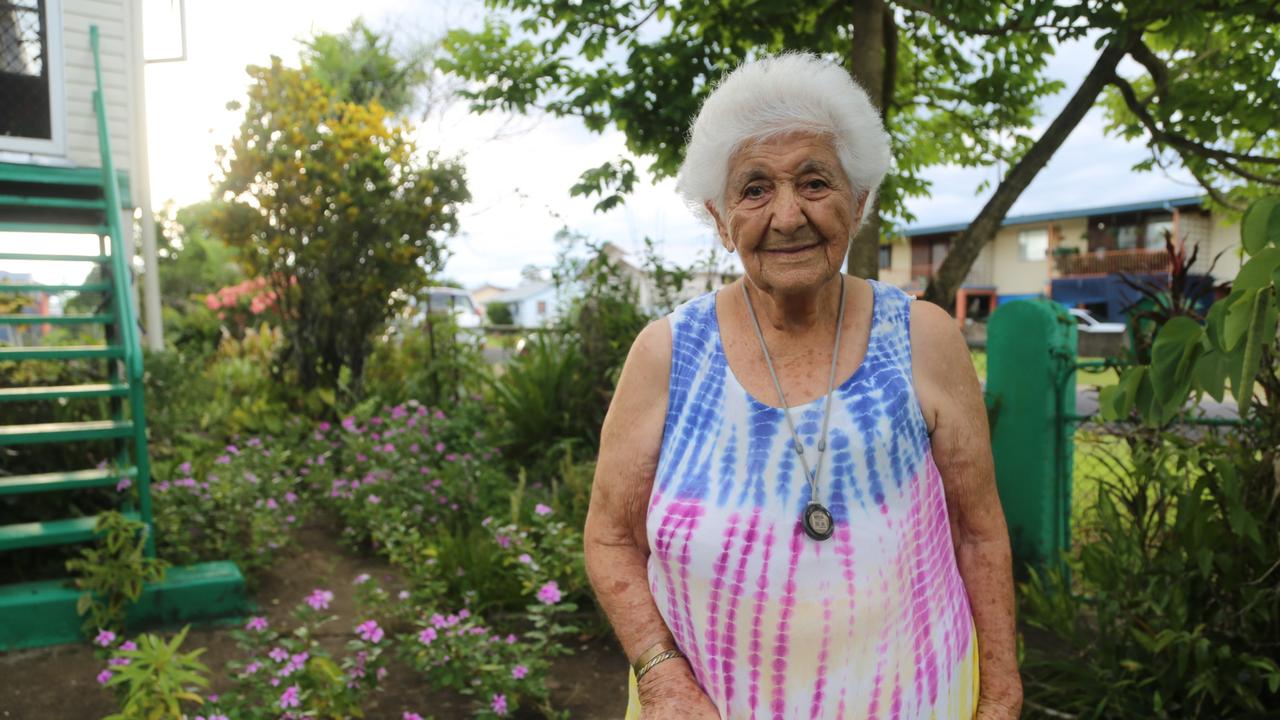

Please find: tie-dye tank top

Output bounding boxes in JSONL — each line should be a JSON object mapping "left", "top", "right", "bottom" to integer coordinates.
{"left": 625, "top": 279, "right": 978, "bottom": 720}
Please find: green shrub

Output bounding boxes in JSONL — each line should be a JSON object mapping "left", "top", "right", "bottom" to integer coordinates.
{"left": 486, "top": 301, "right": 514, "bottom": 326}
{"left": 1021, "top": 435, "right": 1280, "bottom": 718}
{"left": 363, "top": 315, "right": 489, "bottom": 408}
{"left": 99, "top": 626, "right": 210, "bottom": 720}
{"left": 65, "top": 511, "right": 169, "bottom": 634}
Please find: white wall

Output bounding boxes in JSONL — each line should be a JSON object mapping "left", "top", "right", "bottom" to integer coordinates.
{"left": 59, "top": 0, "right": 136, "bottom": 174}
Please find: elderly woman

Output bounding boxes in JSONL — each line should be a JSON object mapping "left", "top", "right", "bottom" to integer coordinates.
{"left": 583, "top": 53, "right": 1020, "bottom": 720}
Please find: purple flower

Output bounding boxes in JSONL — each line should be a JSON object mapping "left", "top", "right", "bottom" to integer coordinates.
{"left": 269, "top": 647, "right": 290, "bottom": 663}
{"left": 108, "top": 656, "right": 131, "bottom": 667}
{"left": 215, "top": 455, "right": 231, "bottom": 465}
{"left": 96, "top": 669, "right": 113, "bottom": 685}
{"left": 367, "top": 494, "right": 381, "bottom": 505}
{"left": 434, "top": 442, "right": 445, "bottom": 453}
{"left": 94, "top": 629, "right": 116, "bottom": 647}
{"left": 354, "top": 573, "right": 371, "bottom": 585}
{"left": 356, "top": 620, "right": 384, "bottom": 643}
{"left": 318, "top": 421, "right": 331, "bottom": 432}
{"left": 119, "top": 640, "right": 137, "bottom": 652}
{"left": 305, "top": 588, "right": 334, "bottom": 611}
{"left": 115, "top": 478, "right": 132, "bottom": 492}
{"left": 284, "top": 491, "right": 298, "bottom": 504}
{"left": 226, "top": 444, "right": 239, "bottom": 455}
{"left": 178, "top": 461, "right": 192, "bottom": 474}
{"left": 244, "top": 661, "right": 261, "bottom": 676}
{"left": 279, "top": 685, "right": 300, "bottom": 709}
{"left": 418, "top": 627, "right": 437, "bottom": 644}
{"left": 404, "top": 713, "right": 425, "bottom": 720}
{"left": 491, "top": 693, "right": 508, "bottom": 716}
{"left": 536, "top": 580, "right": 562, "bottom": 605}
{"left": 506, "top": 633, "right": 518, "bottom": 645}
{"left": 512, "top": 664, "right": 529, "bottom": 679}
{"left": 246, "top": 616, "right": 269, "bottom": 632}
{"left": 534, "top": 503, "right": 553, "bottom": 516}
{"left": 518, "top": 553, "right": 532, "bottom": 565}
{"left": 496, "top": 534, "right": 511, "bottom": 549}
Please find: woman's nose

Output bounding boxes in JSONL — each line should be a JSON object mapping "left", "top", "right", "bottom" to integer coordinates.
{"left": 769, "top": 183, "right": 807, "bottom": 235}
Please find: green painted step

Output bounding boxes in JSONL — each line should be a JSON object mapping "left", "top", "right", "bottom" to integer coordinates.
{"left": 0, "top": 419, "right": 133, "bottom": 446}
{"left": 0, "top": 561, "right": 247, "bottom": 651}
{"left": 0, "top": 281, "right": 111, "bottom": 293}
{"left": 0, "top": 466, "right": 136, "bottom": 496}
{"left": 0, "top": 195, "right": 107, "bottom": 211}
{"left": 0, "top": 511, "right": 139, "bottom": 552}
{"left": 0, "top": 221, "right": 108, "bottom": 235}
{"left": 0, "top": 382, "right": 128, "bottom": 402}
{"left": 0, "top": 162, "right": 132, "bottom": 206}
{"left": 0, "top": 345, "right": 123, "bottom": 360}
{"left": 0, "top": 313, "right": 113, "bottom": 325}
{"left": 0, "top": 251, "right": 110, "bottom": 262}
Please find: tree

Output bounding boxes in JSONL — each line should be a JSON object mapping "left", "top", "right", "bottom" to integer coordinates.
{"left": 210, "top": 57, "right": 469, "bottom": 395}
{"left": 444, "top": 1, "right": 1280, "bottom": 308}
{"left": 921, "top": 0, "right": 1280, "bottom": 308}
{"left": 301, "top": 18, "right": 432, "bottom": 115}
{"left": 442, "top": 0, "right": 1062, "bottom": 280}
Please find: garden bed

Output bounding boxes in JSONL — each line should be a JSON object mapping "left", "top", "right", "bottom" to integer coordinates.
{"left": 0, "top": 520, "right": 629, "bottom": 719}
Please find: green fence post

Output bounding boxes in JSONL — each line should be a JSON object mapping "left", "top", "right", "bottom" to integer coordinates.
{"left": 985, "top": 299, "right": 1077, "bottom": 571}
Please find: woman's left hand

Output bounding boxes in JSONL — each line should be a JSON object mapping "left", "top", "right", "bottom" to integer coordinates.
{"left": 975, "top": 697, "right": 1022, "bottom": 720}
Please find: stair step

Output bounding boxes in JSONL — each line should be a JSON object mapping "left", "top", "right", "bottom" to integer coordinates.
{"left": 0, "top": 162, "right": 131, "bottom": 205}
{"left": 0, "top": 195, "right": 107, "bottom": 211}
{"left": 0, "top": 467, "right": 136, "bottom": 496}
{"left": 0, "top": 512, "right": 139, "bottom": 552}
{"left": 0, "top": 345, "right": 123, "bottom": 360}
{"left": 0, "top": 383, "right": 129, "bottom": 402}
{"left": 0, "top": 419, "right": 133, "bottom": 446}
{"left": 0, "top": 282, "right": 112, "bottom": 293}
{"left": 0, "top": 314, "right": 113, "bottom": 325}
{"left": 0, "top": 251, "right": 110, "bottom": 263}
{"left": 0, "top": 223, "right": 109, "bottom": 236}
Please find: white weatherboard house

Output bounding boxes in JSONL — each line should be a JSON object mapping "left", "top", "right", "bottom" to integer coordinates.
{"left": 1, "top": 0, "right": 163, "bottom": 346}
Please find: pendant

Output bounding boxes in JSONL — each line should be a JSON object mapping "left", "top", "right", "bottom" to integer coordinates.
{"left": 802, "top": 503, "right": 834, "bottom": 541}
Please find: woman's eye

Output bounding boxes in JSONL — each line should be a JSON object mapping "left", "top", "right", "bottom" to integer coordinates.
{"left": 744, "top": 186, "right": 766, "bottom": 199}
{"left": 805, "top": 179, "right": 829, "bottom": 191}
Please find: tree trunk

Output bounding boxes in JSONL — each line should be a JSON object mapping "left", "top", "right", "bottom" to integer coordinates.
{"left": 923, "top": 36, "right": 1133, "bottom": 310}
{"left": 847, "top": 0, "right": 893, "bottom": 279}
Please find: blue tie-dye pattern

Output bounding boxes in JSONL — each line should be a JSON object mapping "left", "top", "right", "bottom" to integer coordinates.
{"left": 655, "top": 279, "right": 928, "bottom": 523}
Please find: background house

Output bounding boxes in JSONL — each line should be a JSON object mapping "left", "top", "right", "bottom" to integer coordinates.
{"left": 486, "top": 280, "right": 564, "bottom": 327}
{"left": 881, "top": 196, "right": 1242, "bottom": 322}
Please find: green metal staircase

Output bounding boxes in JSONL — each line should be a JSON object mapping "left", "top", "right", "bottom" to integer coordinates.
{"left": 0, "top": 27, "right": 245, "bottom": 650}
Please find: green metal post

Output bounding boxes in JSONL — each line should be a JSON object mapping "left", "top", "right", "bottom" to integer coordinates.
{"left": 92, "top": 25, "right": 153, "bottom": 556}
{"left": 985, "top": 299, "right": 1077, "bottom": 571}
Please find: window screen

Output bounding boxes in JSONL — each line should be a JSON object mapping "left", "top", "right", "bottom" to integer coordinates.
{"left": 1018, "top": 228, "right": 1049, "bottom": 262}
{"left": 0, "top": 0, "right": 52, "bottom": 140}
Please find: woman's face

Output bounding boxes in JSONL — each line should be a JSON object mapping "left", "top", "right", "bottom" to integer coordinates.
{"left": 708, "top": 132, "right": 865, "bottom": 295}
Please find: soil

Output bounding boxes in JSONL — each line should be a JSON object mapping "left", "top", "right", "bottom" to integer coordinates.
{"left": 0, "top": 521, "right": 629, "bottom": 720}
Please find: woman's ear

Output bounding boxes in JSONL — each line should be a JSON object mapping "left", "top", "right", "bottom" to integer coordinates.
{"left": 852, "top": 191, "right": 871, "bottom": 228}
{"left": 705, "top": 200, "right": 735, "bottom": 253}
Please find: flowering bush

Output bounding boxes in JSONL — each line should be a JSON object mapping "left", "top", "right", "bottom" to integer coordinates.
{"left": 152, "top": 438, "right": 313, "bottom": 578}
{"left": 94, "top": 626, "right": 209, "bottom": 720}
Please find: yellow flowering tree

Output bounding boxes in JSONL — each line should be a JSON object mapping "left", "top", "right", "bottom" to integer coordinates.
{"left": 212, "top": 57, "right": 469, "bottom": 396}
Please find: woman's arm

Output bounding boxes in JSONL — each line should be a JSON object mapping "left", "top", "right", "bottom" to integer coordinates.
{"left": 583, "top": 320, "right": 719, "bottom": 718}
{"left": 910, "top": 301, "right": 1022, "bottom": 719}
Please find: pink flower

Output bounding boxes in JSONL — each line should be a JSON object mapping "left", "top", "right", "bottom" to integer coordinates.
{"left": 354, "top": 573, "right": 371, "bottom": 585}
{"left": 506, "top": 633, "right": 518, "bottom": 645}
{"left": 94, "top": 629, "right": 116, "bottom": 647}
{"left": 305, "top": 589, "right": 334, "bottom": 611}
{"left": 496, "top": 534, "right": 511, "bottom": 549}
{"left": 512, "top": 664, "right": 529, "bottom": 679}
{"left": 279, "top": 685, "right": 300, "bottom": 709}
{"left": 536, "top": 581, "right": 562, "bottom": 605}
{"left": 534, "top": 503, "right": 553, "bottom": 516}
{"left": 404, "top": 713, "right": 425, "bottom": 720}
{"left": 418, "top": 627, "right": 437, "bottom": 644}
{"left": 434, "top": 442, "right": 445, "bottom": 453}
{"left": 119, "top": 640, "right": 137, "bottom": 652}
{"left": 244, "top": 661, "right": 261, "bottom": 675}
{"left": 518, "top": 553, "right": 532, "bottom": 565}
{"left": 115, "top": 478, "right": 132, "bottom": 492}
{"left": 356, "top": 620, "right": 384, "bottom": 643}
{"left": 96, "top": 669, "right": 113, "bottom": 685}
{"left": 108, "top": 656, "right": 130, "bottom": 667}
{"left": 269, "top": 647, "right": 290, "bottom": 663}
{"left": 246, "top": 616, "right": 269, "bottom": 631}
{"left": 491, "top": 693, "right": 508, "bottom": 716}
{"left": 367, "top": 494, "right": 381, "bottom": 505}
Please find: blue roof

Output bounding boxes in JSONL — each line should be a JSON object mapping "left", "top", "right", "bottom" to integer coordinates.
{"left": 900, "top": 195, "right": 1207, "bottom": 238}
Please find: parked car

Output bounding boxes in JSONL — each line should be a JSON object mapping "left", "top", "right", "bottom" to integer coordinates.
{"left": 1068, "top": 308, "right": 1126, "bottom": 334}
{"left": 407, "top": 287, "right": 483, "bottom": 329}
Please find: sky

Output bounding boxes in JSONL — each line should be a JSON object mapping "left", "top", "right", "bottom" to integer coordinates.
{"left": 10, "top": 0, "right": 1203, "bottom": 289}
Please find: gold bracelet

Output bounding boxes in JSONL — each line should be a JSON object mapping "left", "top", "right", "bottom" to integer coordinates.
{"left": 631, "top": 640, "right": 675, "bottom": 675}
{"left": 634, "top": 648, "right": 685, "bottom": 682}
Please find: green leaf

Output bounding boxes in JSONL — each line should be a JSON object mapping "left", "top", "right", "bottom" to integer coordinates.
{"left": 1234, "top": 247, "right": 1280, "bottom": 290}
{"left": 1150, "top": 316, "right": 1204, "bottom": 406}
{"left": 1235, "top": 288, "right": 1276, "bottom": 415}
{"left": 1241, "top": 196, "right": 1280, "bottom": 255}
{"left": 1224, "top": 288, "right": 1261, "bottom": 352}
{"left": 1191, "top": 350, "right": 1229, "bottom": 402}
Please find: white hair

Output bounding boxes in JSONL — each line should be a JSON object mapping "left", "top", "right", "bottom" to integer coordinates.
{"left": 675, "top": 52, "right": 891, "bottom": 228}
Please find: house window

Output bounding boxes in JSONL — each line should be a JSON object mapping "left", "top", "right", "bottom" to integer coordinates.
{"left": 878, "top": 243, "right": 892, "bottom": 270}
{"left": 1018, "top": 228, "right": 1048, "bottom": 262}
{"left": 536, "top": 300, "right": 547, "bottom": 316}
{"left": 0, "top": 0, "right": 51, "bottom": 139}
